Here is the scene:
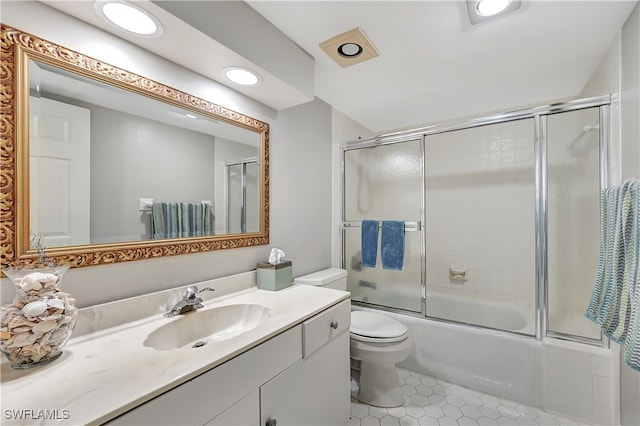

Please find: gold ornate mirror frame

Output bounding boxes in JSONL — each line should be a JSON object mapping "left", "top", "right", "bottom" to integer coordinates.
{"left": 0, "top": 25, "right": 270, "bottom": 270}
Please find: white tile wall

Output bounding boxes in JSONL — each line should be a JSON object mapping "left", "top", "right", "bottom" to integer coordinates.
{"left": 425, "top": 119, "right": 536, "bottom": 312}
{"left": 542, "top": 339, "right": 617, "bottom": 425}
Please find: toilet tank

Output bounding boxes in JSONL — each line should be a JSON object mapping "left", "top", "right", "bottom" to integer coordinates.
{"left": 294, "top": 268, "right": 348, "bottom": 291}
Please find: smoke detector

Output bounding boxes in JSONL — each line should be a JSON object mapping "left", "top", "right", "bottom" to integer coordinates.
{"left": 319, "top": 27, "right": 379, "bottom": 68}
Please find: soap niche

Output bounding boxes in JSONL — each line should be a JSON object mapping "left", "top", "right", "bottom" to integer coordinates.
{"left": 449, "top": 267, "right": 468, "bottom": 284}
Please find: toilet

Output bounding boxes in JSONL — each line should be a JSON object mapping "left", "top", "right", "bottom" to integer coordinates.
{"left": 294, "top": 268, "right": 411, "bottom": 408}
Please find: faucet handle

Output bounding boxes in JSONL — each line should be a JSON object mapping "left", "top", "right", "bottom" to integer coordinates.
{"left": 184, "top": 286, "right": 215, "bottom": 303}
{"left": 185, "top": 286, "right": 199, "bottom": 301}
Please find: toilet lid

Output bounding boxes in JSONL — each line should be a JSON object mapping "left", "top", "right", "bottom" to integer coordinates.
{"left": 350, "top": 311, "right": 408, "bottom": 341}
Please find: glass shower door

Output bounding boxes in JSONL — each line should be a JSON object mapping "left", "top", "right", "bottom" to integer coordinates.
{"left": 546, "top": 107, "right": 603, "bottom": 340}
{"left": 424, "top": 119, "right": 537, "bottom": 334}
{"left": 343, "top": 139, "right": 423, "bottom": 313}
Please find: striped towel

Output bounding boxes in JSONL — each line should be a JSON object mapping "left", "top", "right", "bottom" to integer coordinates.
{"left": 585, "top": 180, "right": 640, "bottom": 371}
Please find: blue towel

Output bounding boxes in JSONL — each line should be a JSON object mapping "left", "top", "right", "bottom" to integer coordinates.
{"left": 381, "top": 220, "right": 405, "bottom": 271}
{"left": 361, "top": 220, "right": 379, "bottom": 268}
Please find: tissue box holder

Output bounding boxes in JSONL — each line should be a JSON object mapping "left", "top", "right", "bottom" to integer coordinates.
{"left": 257, "top": 261, "right": 292, "bottom": 291}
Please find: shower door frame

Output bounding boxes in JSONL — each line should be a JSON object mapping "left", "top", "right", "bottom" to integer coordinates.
{"left": 226, "top": 157, "right": 258, "bottom": 234}
{"left": 341, "top": 137, "right": 428, "bottom": 315}
{"left": 341, "top": 95, "right": 611, "bottom": 346}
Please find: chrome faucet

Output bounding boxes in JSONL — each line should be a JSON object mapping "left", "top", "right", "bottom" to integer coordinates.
{"left": 165, "top": 286, "right": 215, "bottom": 317}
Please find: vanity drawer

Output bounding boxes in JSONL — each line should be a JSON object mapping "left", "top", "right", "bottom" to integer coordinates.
{"left": 302, "top": 299, "right": 350, "bottom": 357}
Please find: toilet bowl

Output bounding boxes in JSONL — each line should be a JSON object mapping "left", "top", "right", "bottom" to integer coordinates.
{"left": 294, "top": 268, "right": 411, "bottom": 408}
{"left": 350, "top": 310, "right": 411, "bottom": 407}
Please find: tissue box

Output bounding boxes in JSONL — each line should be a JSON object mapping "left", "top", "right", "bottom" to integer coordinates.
{"left": 257, "top": 261, "right": 292, "bottom": 291}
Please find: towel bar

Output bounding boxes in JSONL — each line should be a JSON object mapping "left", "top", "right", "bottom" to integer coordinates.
{"left": 341, "top": 221, "right": 422, "bottom": 231}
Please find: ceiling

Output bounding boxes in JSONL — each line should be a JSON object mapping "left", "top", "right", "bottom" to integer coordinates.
{"left": 41, "top": 0, "right": 637, "bottom": 134}
{"left": 248, "top": 0, "right": 637, "bottom": 133}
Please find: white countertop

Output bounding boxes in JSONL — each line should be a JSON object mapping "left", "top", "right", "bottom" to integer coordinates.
{"left": 0, "top": 282, "right": 350, "bottom": 425}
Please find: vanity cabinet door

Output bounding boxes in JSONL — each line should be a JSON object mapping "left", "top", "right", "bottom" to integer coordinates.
{"left": 205, "top": 389, "right": 259, "bottom": 426}
{"left": 260, "top": 302, "right": 351, "bottom": 426}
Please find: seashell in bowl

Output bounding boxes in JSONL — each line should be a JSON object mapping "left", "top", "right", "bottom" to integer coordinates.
{"left": 33, "top": 320, "right": 58, "bottom": 334}
{"left": 22, "top": 300, "right": 48, "bottom": 317}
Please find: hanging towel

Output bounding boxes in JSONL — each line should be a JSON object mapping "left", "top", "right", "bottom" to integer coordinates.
{"left": 203, "top": 202, "right": 212, "bottom": 236}
{"left": 381, "top": 220, "right": 405, "bottom": 271}
{"left": 151, "top": 203, "right": 166, "bottom": 237}
{"left": 152, "top": 201, "right": 213, "bottom": 239}
{"left": 361, "top": 220, "right": 379, "bottom": 268}
{"left": 180, "top": 203, "right": 191, "bottom": 237}
{"left": 585, "top": 179, "right": 640, "bottom": 371}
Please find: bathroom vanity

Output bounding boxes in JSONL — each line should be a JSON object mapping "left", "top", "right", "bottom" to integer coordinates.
{"left": 0, "top": 272, "right": 351, "bottom": 425}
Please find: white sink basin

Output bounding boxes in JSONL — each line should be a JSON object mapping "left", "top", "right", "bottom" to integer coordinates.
{"left": 144, "top": 303, "right": 271, "bottom": 351}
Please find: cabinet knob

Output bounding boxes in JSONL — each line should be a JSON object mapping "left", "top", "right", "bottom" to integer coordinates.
{"left": 330, "top": 321, "right": 338, "bottom": 329}
{"left": 266, "top": 418, "right": 277, "bottom": 426}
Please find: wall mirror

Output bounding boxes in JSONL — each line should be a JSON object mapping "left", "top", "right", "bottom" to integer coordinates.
{"left": 0, "top": 25, "right": 270, "bottom": 269}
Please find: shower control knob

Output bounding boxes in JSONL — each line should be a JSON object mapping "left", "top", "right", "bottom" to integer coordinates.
{"left": 330, "top": 321, "right": 339, "bottom": 329}
{"left": 265, "top": 418, "right": 277, "bottom": 426}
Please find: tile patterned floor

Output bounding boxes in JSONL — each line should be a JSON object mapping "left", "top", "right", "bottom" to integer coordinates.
{"left": 348, "top": 368, "right": 587, "bottom": 426}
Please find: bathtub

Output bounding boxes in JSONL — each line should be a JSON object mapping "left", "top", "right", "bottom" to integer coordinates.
{"left": 425, "top": 292, "right": 532, "bottom": 334}
{"left": 352, "top": 292, "right": 544, "bottom": 408}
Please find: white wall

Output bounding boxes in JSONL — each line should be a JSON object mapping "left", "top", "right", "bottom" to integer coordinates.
{"left": 89, "top": 104, "right": 217, "bottom": 241}
{"left": 269, "top": 97, "right": 333, "bottom": 278}
{"left": 579, "top": 3, "right": 640, "bottom": 424}
{"left": 1, "top": 2, "right": 333, "bottom": 307}
{"left": 619, "top": 3, "right": 640, "bottom": 425}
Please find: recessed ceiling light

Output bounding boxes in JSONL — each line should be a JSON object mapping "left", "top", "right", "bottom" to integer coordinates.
{"left": 222, "top": 67, "right": 262, "bottom": 86}
{"left": 476, "top": 0, "right": 512, "bottom": 16}
{"left": 466, "top": 0, "right": 521, "bottom": 25}
{"left": 94, "top": 0, "right": 163, "bottom": 37}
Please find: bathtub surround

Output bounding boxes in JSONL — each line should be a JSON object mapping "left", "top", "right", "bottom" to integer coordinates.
{"left": 357, "top": 306, "right": 618, "bottom": 425}
{"left": 543, "top": 339, "right": 617, "bottom": 425}
{"left": 341, "top": 94, "right": 621, "bottom": 425}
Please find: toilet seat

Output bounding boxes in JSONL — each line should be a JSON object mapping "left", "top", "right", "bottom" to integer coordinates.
{"left": 350, "top": 311, "right": 408, "bottom": 343}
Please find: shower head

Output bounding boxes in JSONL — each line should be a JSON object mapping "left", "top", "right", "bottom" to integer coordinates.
{"left": 568, "top": 123, "right": 599, "bottom": 156}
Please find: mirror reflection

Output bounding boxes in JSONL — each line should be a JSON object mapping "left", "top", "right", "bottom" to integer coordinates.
{"left": 29, "top": 60, "right": 261, "bottom": 248}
